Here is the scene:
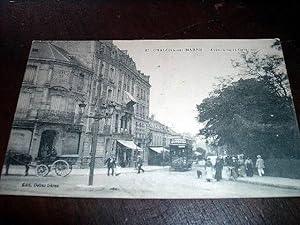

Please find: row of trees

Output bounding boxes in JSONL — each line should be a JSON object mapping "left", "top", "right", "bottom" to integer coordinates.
{"left": 196, "top": 40, "right": 300, "bottom": 159}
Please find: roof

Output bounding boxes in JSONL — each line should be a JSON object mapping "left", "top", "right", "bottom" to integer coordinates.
{"left": 29, "top": 41, "right": 91, "bottom": 71}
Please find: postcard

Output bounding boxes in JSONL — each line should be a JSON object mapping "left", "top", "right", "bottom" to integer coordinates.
{"left": 1, "top": 39, "right": 300, "bottom": 198}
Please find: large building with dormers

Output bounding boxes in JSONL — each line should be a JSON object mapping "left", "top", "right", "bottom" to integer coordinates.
{"left": 6, "top": 41, "right": 151, "bottom": 167}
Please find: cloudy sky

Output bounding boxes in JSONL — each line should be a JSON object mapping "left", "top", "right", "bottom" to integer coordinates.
{"left": 114, "top": 39, "right": 281, "bottom": 135}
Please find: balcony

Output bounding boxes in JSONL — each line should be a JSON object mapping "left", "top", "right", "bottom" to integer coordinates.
{"left": 37, "top": 109, "right": 75, "bottom": 124}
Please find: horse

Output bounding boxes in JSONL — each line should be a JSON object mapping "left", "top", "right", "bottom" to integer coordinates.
{"left": 4, "top": 150, "right": 32, "bottom": 176}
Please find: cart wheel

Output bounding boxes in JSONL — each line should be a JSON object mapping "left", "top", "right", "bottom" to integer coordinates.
{"left": 65, "top": 164, "right": 73, "bottom": 176}
{"left": 52, "top": 160, "right": 71, "bottom": 177}
{"left": 36, "top": 164, "right": 49, "bottom": 177}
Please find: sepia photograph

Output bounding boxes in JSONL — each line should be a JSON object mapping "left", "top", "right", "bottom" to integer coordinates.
{"left": 0, "top": 39, "right": 300, "bottom": 198}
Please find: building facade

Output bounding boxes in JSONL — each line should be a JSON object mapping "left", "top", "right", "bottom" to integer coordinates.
{"left": 7, "top": 41, "right": 93, "bottom": 164}
{"left": 7, "top": 41, "right": 151, "bottom": 168}
{"left": 148, "top": 116, "right": 180, "bottom": 165}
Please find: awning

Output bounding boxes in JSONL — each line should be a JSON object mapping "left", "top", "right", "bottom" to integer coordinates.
{"left": 149, "top": 147, "right": 169, "bottom": 154}
{"left": 194, "top": 152, "right": 202, "bottom": 156}
{"left": 117, "top": 140, "right": 142, "bottom": 150}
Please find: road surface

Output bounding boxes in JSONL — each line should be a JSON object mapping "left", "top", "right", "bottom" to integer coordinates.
{"left": 0, "top": 168, "right": 299, "bottom": 198}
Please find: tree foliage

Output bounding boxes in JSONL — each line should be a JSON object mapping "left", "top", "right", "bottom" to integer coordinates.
{"left": 197, "top": 44, "right": 300, "bottom": 159}
{"left": 232, "top": 49, "right": 290, "bottom": 99}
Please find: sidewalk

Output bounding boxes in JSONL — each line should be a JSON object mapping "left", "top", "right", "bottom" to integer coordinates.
{"left": 71, "top": 165, "right": 169, "bottom": 176}
{"left": 1, "top": 165, "right": 169, "bottom": 176}
{"left": 234, "top": 175, "right": 300, "bottom": 190}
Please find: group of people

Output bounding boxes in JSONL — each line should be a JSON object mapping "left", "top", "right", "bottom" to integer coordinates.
{"left": 104, "top": 155, "right": 145, "bottom": 176}
{"left": 203, "top": 157, "right": 224, "bottom": 182}
{"left": 202, "top": 154, "right": 265, "bottom": 182}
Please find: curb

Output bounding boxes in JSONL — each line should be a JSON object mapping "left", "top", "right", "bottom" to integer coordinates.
{"left": 235, "top": 179, "right": 300, "bottom": 191}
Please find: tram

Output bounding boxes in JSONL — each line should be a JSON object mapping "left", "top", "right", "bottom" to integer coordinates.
{"left": 169, "top": 138, "right": 193, "bottom": 171}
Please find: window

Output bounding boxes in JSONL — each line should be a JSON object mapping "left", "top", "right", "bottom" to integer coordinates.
{"left": 50, "top": 96, "right": 66, "bottom": 111}
{"left": 77, "top": 74, "right": 84, "bottom": 91}
{"left": 131, "top": 80, "right": 135, "bottom": 95}
{"left": 17, "top": 92, "right": 30, "bottom": 110}
{"left": 109, "top": 68, "right": 114, "bottom": 80}
{"left": 115, "top": 114, "right": 119, "bottom": 133}
{"left": 107, "top": 89, "right": 113, "bottom": 100}
{"left": 91, "top": 81, "right": 97, "bottom": 104}
{"left": 101, "top": 62, "right": 105, "bottom": 75}
{"left": 24, "top": 65, "right": 37, "bottom": 84}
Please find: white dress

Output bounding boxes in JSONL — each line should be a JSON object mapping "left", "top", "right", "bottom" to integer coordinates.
{"left": 206, "top": 166, "right": 213, "bottom": 180}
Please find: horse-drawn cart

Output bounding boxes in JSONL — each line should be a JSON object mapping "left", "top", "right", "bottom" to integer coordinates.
{"left": 4, "top": 151, "right": 73, "bottom": 177}
{"left": 34, "top": 158, "right": 72, "bottom": 177}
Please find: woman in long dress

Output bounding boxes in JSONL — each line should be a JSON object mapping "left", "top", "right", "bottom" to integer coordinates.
{"left": 215, "top": 157, "right": 223, "bottom": 181}
{"left": 205, "top": 158, "right": 213, "bottom": 182}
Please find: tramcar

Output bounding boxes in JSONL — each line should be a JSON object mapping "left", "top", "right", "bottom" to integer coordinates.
{"left": 169, "top": 138, "right": 193, "bottom": 171}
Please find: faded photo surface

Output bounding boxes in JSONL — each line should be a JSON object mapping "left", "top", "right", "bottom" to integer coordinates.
{"left": 1, "top": 39, "right": 300, "bottom": 198}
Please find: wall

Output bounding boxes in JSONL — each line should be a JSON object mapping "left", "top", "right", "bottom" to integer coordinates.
{"left": 7, "top": 129, "right": 32, "bottom": 153}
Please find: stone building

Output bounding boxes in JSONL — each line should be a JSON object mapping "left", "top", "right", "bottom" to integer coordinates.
{"left": 7, "top": 41, "right": 93, "bottom": 163}
{"left": 148, "top": 116, "right": 179, "bottom": 165}
{"left": 90, "top": 41, "right": 151, "bottom": 167}
{"left": 6, "top": 41, "right": 151, "bottom": 167}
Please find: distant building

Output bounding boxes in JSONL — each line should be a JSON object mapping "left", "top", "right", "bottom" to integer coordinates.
{"left": 7, "top": 41, "right": 151, "bottom": 167}
{"left": 148, "top": 116, "right": 180, "bottom": 165}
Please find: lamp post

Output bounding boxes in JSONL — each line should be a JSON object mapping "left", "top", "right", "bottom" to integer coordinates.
{"left": 88, "top": 102, "right": 115, "bottom": 186}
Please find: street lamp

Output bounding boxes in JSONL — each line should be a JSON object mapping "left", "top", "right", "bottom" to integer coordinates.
{"left": 88, "top": 101, "right": 115, "bottom": 186}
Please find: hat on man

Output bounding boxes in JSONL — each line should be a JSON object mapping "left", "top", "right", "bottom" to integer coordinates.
{"left": 257, "top": 155, "right": 261, "bottom": 158}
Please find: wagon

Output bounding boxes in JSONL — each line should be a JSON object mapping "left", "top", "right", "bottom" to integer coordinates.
{"left": 34, "top": 157, "right": 73, "bottom": 177}
{"left": 4, "top": 151, "right": 73, "bottom": 177}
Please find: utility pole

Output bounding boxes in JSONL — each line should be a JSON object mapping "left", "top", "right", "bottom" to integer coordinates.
{"left": 88, "top": 118, "right": 100, "bottom": 186}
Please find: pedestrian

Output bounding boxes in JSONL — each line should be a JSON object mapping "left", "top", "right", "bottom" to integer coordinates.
{"left": 229, "top": 156, "right": 239, "bottom": 180}
{"left": 238, "top": 155, "right": 246, "bottom": 177}
{"left": 255, "top": 155, "right": 265, "bottom": 176}
{"left": 137, "top": 155, "right": 144, "bottom": 174}
{"left": 245, "top": 157, "right": 254, "bottom": 177}
{"left": 104, "top": 156, "right": 116, "bottom": 176}
{"left": 215, "top": 156, "right": 223, "bottom": 181}
{"left": 205, "top": 158, "right": 213, "bottom": 182}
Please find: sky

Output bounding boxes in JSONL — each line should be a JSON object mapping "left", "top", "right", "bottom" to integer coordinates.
{"left": 114, "top": 39, "right": 282, "bottom": 135}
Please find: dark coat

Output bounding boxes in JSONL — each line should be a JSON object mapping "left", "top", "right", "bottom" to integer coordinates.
{"left": 105, "top": 158, "right": 116, "bottom": 168}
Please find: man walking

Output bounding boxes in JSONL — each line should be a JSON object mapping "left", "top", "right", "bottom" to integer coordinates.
{"left": 255, "top": 155, "right": 265, "bottom": 176}
{"left": 245, "top": 157, "right": 254, "bottom": 177}
{"left": 105, "top": 156, "right": 116, "bottom": 176}
{"left": 137, "top": 155, "right": 144, "bottom": 174}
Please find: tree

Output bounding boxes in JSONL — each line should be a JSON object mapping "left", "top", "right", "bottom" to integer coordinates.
{"left": 231, "top": 44, "right": 290, "bottom": 100}
{"left": 196, "top": 78, "right": 300, "bottom": 159}
{"left": 197, "top": 40, "right": 300, "bottom": 159}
